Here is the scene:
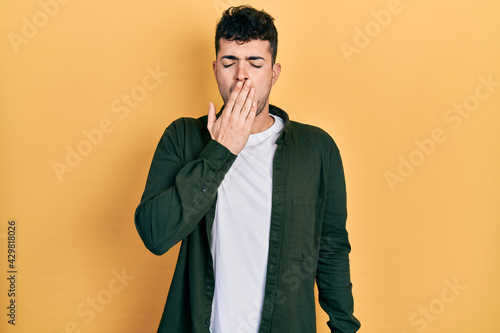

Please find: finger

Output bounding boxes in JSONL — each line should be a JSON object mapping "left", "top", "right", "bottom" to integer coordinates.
{"left": 232, "top": 80, "right": 252, "bottom": 115}
{"left": 246, "top": 100, "right": 258, "bottom": 122}
{"left": 239, "top": 87, "right": 255, "bottom": 119}
{"left": 225, "top": 80, "right": 244, "bottom": 115}
{"left": 207, "top": 102, "right": 216, "bottom": 133}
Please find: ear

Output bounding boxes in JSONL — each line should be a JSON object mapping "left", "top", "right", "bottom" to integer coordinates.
{"left": 212, "top": 60, "right": 217, "bottom": 78}
{"left": 271, "top": 63, "right": 281, "bottom": 86}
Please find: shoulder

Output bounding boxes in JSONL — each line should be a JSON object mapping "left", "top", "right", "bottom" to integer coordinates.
{"left": 160, "top": 114, "right": 210, "bottom": 140}
{"left": 158, "top": 115, "right": 210, "bottom": 151}
{"left": 287, "top": 120, "right": 340, "bottom": 153}
{"left": 167, "top": 114, "right": 208, "bottom": 132}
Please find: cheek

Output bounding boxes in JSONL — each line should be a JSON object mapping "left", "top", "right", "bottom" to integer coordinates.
{"left": 219, "top": 73, "right": 234, "bottom": 89}
{"left": 254, "top": 74, "right": 273, "bottom": 91}
{"left": 254, "top": 70, "right": 273, "bottom": 85}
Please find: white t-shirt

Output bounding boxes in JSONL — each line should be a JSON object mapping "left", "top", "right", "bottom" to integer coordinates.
{"left": 210, "top": 115, "right": 284, "bottom": 333}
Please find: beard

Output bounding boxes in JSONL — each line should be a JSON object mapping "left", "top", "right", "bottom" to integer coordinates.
{"left": 255, "top": 87, "right": 271, "bottom": 117}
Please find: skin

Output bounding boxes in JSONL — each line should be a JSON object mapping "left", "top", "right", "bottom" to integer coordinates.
{"left": 207, "top": 38, "right": 281, "bottom": 155}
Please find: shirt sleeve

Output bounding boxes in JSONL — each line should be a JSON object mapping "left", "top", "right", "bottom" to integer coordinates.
{"left": 134, "top": 119, "right": 236, "bottom": 255}
{"left": 316, "top": 144, "right": 361, "bottom": 332}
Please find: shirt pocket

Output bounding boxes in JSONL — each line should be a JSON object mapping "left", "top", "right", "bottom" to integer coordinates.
{"left": 288, "top": 197, "right": 322, "bottom": 261}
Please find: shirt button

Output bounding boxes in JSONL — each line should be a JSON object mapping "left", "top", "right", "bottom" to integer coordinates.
{"left": 201, "top": 187, "right": 206, "bottom": 192}
{"left": 218, "top": 154, "right": 225, "bottom": 160}
{"left": 269, "top": 264, "right": 275, "bottom": 272}
{"left": 206, "top": 284, "right": 213, "bottom": 290}
{"left": 205, "top": 318, "right": 210, "bottom": 325}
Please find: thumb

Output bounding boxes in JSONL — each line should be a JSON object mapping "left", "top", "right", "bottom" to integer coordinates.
{"left": 207, "top": 102, "right": 216, "bottom": 132}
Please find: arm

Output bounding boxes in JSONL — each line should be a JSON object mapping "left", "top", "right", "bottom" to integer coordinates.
{"left": 134, "top": 121, "right": 236, "bottom": 255}
{"left": 135, "top": 79, "right": 257, "bottom": 255}
{"left": 316, "top": 145, "right": 361, "bottom": 332}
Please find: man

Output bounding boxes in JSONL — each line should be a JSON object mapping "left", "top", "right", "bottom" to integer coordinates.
{"left": 135, "top": 5, "right": 360, "bottom": 333}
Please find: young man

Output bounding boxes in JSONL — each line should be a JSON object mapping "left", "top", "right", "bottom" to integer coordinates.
{"left": 135, "top": 5, "right": 360, "bottom": 333}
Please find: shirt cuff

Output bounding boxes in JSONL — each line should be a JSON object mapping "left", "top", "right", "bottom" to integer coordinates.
{"left": 199, "top": 139, "right": 237, "bottom": 171}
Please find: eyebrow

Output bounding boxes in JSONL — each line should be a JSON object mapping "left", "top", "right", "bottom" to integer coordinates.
{"left": 220, "top": 55, "right": 266, "bottom": 61}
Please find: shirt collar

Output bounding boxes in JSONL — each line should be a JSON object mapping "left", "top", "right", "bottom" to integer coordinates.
{"left": 269, "top": 104, "right": 290, "bottom": 145}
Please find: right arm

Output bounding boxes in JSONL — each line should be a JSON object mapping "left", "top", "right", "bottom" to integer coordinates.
{"left": 134, "top": 123, "right": 236, "bottom": 255}
{"left": 135, "top": 79, "right": 257, "bottom": 255}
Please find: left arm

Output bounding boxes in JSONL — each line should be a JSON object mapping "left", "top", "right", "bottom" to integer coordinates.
{"left": 316, "top": 144, "right": 361, "bottom": 333}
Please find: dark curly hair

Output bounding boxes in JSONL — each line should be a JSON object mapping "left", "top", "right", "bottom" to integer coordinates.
{"left": 215, "top": 6, "right": 278, "bottom": 64}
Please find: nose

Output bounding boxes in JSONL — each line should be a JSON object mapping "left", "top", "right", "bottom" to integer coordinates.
{"left": 235, "top": 63, "right": 248, "bottom": 82}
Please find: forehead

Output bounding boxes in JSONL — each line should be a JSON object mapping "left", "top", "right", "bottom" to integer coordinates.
{"left": 217, "top": 38, "right": 272, "bottom": 60}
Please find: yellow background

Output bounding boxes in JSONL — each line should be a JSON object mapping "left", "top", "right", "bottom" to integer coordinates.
{"left": 1, "top": 0, "right": 499, "bottom": 332}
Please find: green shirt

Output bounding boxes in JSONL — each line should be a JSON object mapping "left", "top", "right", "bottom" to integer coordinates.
{"left": 135, "top": 105, "right": 361, "bottom": 332}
